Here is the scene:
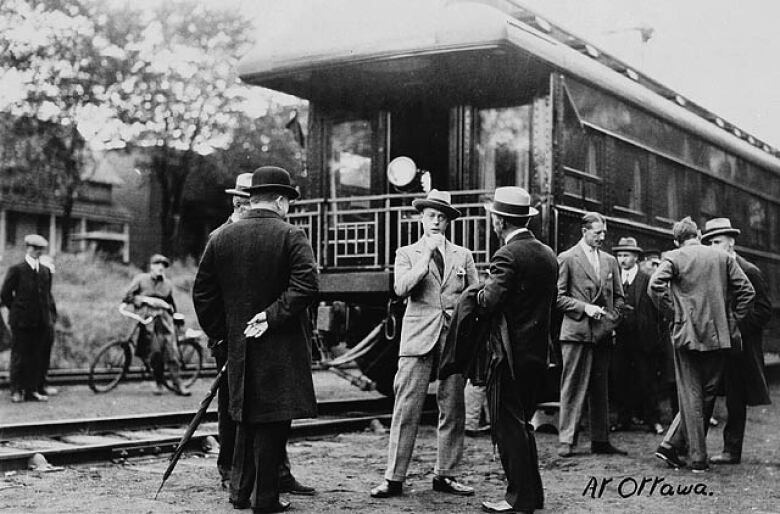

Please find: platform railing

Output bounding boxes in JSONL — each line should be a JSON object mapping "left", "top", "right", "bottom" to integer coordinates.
{"left": 288, "top": 190, "right": 493, "bottom": 271}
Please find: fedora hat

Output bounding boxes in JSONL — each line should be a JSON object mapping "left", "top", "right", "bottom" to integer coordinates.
{"left": 611, "top": 236, "right": 643, "bottom": 254}
{"left": 701, "top": 217, "right": 740, "bottom": 242}
{"left": 245, "top": 166, "right": 300, "bottom": 199}
{"left": 24, "top": 234, "right": 48, "bottom": 248}
{"left": 224, "top": 173, "right": 252, "bottom": 197}
{"left": 412, "top": 189, "right": 461, "bottom": 220}
{"left": 486, "top": 187, "right": 538, "bottom": 218}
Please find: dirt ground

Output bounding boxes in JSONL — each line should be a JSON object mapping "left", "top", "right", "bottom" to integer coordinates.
{"left": 2, "top": 375, "right": 780, "bottom": 513}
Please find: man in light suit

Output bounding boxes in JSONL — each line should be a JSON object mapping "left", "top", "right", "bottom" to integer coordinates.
{"left": 556, "top": 212, "right": 626, "bottom": 457}
{"left": 650, "top": 217, "right": 754, "bottom": 473}
{"left": 370, "top": 189, "right": 478, "bottom": 499}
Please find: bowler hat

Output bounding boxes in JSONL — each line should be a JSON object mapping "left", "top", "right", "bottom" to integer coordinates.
{"left": 701, "top": 217, "right": 740, "bottom": 242}
{"left": 225, "top": 173, "right": 252, "bottom": 197}
{"left": 24, "top": 234, "right": 48, "bottom": 248}
{"left": 412, "top": 189, "right": 461, "bottom": 220}
{"left": 245, "top": 166, "right": 299, "bottom": 199}
{"left": 486, "top": 187, "right": 538, "bottom": 218}
{"left": 150, "top": 254, "right": 170, "bottom": 267}
{"left": 611, "top": 236, "right": 643, "bottom": 254}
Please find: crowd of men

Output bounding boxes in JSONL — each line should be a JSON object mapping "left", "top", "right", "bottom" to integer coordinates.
{"left": 188, "top": 165, "right": 772, "bottom": 514}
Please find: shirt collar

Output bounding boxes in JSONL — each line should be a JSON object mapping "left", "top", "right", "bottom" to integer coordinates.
{"left": 25, "top": 254, "right": 39, "bottom": 271}
{"left": 621, "top": 265, "right": 639, "bottom": 284}
{"left": 504, "top": 228, "right": 528, "bottom": 244}
{"left": 578, "top": 238, "right": 598, "bottom": 255}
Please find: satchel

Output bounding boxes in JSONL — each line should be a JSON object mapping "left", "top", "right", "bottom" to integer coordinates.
{"left": 591, "top": 309, "right": 622, "bottom": 342}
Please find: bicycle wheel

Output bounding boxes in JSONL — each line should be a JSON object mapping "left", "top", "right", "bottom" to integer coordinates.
{"left": 89, "top": 340, "right": 132, "bottom": 393}
{"left": 164, "top": 339, "right": 203, "bottom": 390}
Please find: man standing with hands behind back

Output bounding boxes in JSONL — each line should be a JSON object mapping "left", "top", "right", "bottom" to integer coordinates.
{"left": 370, "top": 189, "right": 478, "bottom": 499}
{"left": 556, "top": 212, "right": 626, "bottom": 458}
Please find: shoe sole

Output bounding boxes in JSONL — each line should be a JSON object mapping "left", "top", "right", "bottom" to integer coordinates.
{"left": 654, "top": 451, "right": 683, "bottom": 469}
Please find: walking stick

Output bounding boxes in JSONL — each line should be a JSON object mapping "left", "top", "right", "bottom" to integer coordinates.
{"left": 154, "top": 362, "right": 227, "bottom": 499}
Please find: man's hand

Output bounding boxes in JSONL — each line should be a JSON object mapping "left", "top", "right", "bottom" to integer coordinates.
{"left": 244, "top": 312, "right": 268, "bottom": 339}
{"left": 584, "top": 304, "right": 606, "bottom": 319}
{"left": 422, "top": 234, "right": 445, "bottom": 260}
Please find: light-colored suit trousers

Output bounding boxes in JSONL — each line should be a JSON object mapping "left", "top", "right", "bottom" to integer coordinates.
{"left": 384, "top": 332, "right": 466, "bottom": 481}
{"left": 558, "top": 341, "right": 611, "bottom": 445}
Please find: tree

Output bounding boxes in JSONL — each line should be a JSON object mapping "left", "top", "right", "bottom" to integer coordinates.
{"left": 0, "top": 0, "right": 130, "bottom": 251}
{"left": 105, "top": 0, "right": 255, "bottom": 256}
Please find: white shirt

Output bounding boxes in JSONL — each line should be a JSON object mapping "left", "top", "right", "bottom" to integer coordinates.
{"left": 578, "top": 239, "right": 600, "bottom": 276}
{"left": 621, "top": 265, "right": 638, "bottom": 286}
{"left": 25, "top": 254, "right": 40, "bottom": 273}
{"left": 504, "top": 228, "right": 529, "bottom": 244}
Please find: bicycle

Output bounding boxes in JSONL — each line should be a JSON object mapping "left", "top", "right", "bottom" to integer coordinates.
{"left": 88, "top": 302, "right": 204, "bottom": 393}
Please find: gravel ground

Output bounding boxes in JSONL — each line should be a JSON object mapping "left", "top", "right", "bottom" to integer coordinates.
{"left": 2, "top": 377, "right": 780, "bottom": 513}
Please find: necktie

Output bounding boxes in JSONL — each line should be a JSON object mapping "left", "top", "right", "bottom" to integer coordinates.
{"left": 591, "top": 250, "right": 600, "bottom": 276}
{"left": 432, "top": 249, "right": 445, "bottom": 278}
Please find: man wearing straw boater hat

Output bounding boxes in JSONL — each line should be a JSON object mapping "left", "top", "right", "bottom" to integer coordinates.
{"left": 194, "top": 165, "right": 318, "bottom": 513}
{"left": 609, "top": 236, "right": 664, "bottom": 436}
{"left": 371, "top": 189, "right": 478, "bottom": 499}
{"left": 476, "top": 187, "right": 557, "bottom": 514}
{"left": 701, "top": 218, "right": 771, "bottom": 465}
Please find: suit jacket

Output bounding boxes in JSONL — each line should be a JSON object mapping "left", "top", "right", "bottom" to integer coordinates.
{"left": 616, "top": 269, "right": 661, "bottom": 354}
{"left": 478, "top": 230, "right": 558, "bottom": 372}
{"left": 648, "top": 243, "right": 754, "bottom": 352}
{"left": 394, "top": 238, "right": 478, "bottom": 357}
{"left": 193, "top": 209, "right": 319, "bottom": 423}
{"left": 0, "top": 261, "right": 56, "bottom": 329}
{"left": 732, "top": 254, "right": 771, "bottom": 405}
{"left": 556, "top": 242, "right": 625, "bottom": 343}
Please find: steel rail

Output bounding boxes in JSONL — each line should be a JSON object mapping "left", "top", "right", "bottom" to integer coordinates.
{"left": 0, "top": 396, "right": 435, "bottom": 472}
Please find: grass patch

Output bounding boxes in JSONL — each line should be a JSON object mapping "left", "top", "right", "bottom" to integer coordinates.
{"left": 0, "top": 248, "right": 203, "bottom": 371}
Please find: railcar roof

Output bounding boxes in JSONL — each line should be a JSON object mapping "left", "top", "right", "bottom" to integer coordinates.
{"left": 238, "top": 0, "right": 780, "bottom": 172}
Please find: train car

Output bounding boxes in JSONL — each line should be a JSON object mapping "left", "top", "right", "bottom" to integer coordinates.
{"left": 238, "top": 0, "right": 780, "bottom": 394}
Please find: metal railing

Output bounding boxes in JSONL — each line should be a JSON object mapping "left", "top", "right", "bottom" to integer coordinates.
{"left": 288, "top": 190, "right": 494, "bottom": 271}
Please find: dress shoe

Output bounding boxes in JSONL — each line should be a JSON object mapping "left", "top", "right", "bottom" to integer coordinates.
{"left": 26, "top": 391, "right": 48, "bottom": 402}
{"left": 481, "top": 499, "right": 533, "bottom": 513}
{"left": 591, "top": 442, "right": 627, "bottom": 455}
{"left": 173, "top": 386, "right": 192, "bottom": 397}
{"left": 230, "top": 498, "right": 250, "bottom": 509}
{"left": 432, "top": 475, "right": 474, "bottom": 496}
{"left": 465, "top": 425, "right": 492, "bottom": 437}
{"left": 280, "top": 478, "right": 316, "bottom": 496}
{"left": 39, "top": 386, "right": 59, "bottom": 396}
{"left": 253, "top": 499, "right": 290, "bottom": 513}
{"left": 11, "top": 391, "right": 24, "bottom": 403}
{"left": 655, "top": 445, "right": 686, "bottom": 469}
{"left": 153, "top": 383, "right": 165, "bottom": 395}
{"left": 690, "top": 461, "right": 709, "bottom": 474}
{"left": 370, "top": 480, "right": 403, "bottom": 498}
{"left": 710, "top": 452, "right": 740, "bottom": 465}
{"left": 652, "top": 423, "right": 665, "bottom": 435}
{"left": 708, "top": 417, "right": 719, "bottom": 427}
{"left": 557, "top": 442, "right": 573, "bottom": 457}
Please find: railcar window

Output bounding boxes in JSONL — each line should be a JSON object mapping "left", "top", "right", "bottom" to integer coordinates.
{"left": 613, "top": 141, "right": 647, "bottom": 217}
{"left": 474, "top": 105, "right": 531, "bottom": 190}
{"left": 329, "top": 119, "right": 373, "bottom": 199}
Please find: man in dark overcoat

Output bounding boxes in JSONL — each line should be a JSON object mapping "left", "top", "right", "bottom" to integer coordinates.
{"left": 701, "top": 218, "right": 772, "bottom": 464}
{"left": 477, "top": 187, "right": 558, "bottom": 514}
{"left": 193, "top": 166, "right": 318, "bottom": 514}
{"left": 610, "top": 236, "right": 664, "bottom": 435}
{"left": 1, "top": 234, "right": 57, "bottom": 403}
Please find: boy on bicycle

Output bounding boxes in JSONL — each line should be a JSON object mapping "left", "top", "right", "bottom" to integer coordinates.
{"left": 123, "top": 253, "right": 191, "bottom": 396}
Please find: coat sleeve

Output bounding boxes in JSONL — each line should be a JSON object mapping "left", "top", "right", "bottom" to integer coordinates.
{"left": 394, "top": 247, "right": 429, "bottom": 298}
{"left": 264, "top": 228, "right": 319, "bottom": 329}
{"left": 611, "top": 259, "right": 625, "bottom": 312}
{"left": 556, "top": 254, "right": 586, "bottom": 320}
{"left": 478, "top": 247, "right": 514, "bottom": 313}
{"left": 0, "top": 266, "right": 18, "bottom": 308}
{"left": 192, "top": 239, "right": 227, "bottom": 341}
{"left": 648, "top": 259, "right": 675, "bottom": 317}
{"left": 47, "top": 269, "right": 57, "bottom": 321}
{"left": 742, "top": 264, "right": 772, "bottom": 333}
{"left": 464, "top": 250, "right": 479, "bottom": 288}
{"left": 122, "top": 275, "right": 142, "bottom": 305}
{"left": 727, "top": 255, "right": 755, "bottom": 322}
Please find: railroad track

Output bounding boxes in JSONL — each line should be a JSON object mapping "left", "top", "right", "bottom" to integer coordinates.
{"left": 0, "top": 396, "right": 435, "bottom": 472}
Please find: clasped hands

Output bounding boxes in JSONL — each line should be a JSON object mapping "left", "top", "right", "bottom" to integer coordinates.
{"left": 244, "top": 311, "right": 269, "bottom": 339}
{"left": 422, "top": 233, "right": 445, "bottom": 257}
{"left": 584, "top": 304, "right": 607, "bottom": 320}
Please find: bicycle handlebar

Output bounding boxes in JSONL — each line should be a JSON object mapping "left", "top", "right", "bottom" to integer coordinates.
{"left": 118, "top": 303, "right": 154, "bottom": 325}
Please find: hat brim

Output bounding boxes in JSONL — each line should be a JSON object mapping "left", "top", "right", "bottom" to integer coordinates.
{"left": 225, "top": 188, "right": 250, "bottom": 197}
{"left": 486, "top": 203, "right": 538, "bottom": 218}
{"left": 412, "top": 199, "right": 461, "bottom": 219}
{"left": 244, "top": 184, "right": 300, "bottom": 200}
{"left": 701, "top": 228, "right": 740, "bottom": 242}
{"left": 611, "top": 245, "right": 643, "bottom": 254}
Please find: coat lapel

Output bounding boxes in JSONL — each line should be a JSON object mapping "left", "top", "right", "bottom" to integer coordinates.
{"left": 594, "top": 251, "right": 609, "bottom": 299}
{"left": 442, "top": 241, "right": 456, "bottom": 284}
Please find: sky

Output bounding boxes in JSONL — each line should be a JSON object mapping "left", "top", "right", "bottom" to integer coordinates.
{"left": 232, "top": 0, "right": 780, "bottom": 148}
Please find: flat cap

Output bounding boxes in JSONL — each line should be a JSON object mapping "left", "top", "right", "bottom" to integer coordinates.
{"left": 24, "top": 234, "right": 49, "bottom": 247}
{"left": 149, "top": 253, "right": 171, "bottom": 267}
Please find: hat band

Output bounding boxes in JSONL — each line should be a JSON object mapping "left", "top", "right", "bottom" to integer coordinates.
{"left": 492, "top": 200, "right": 530, "bottom": 216}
